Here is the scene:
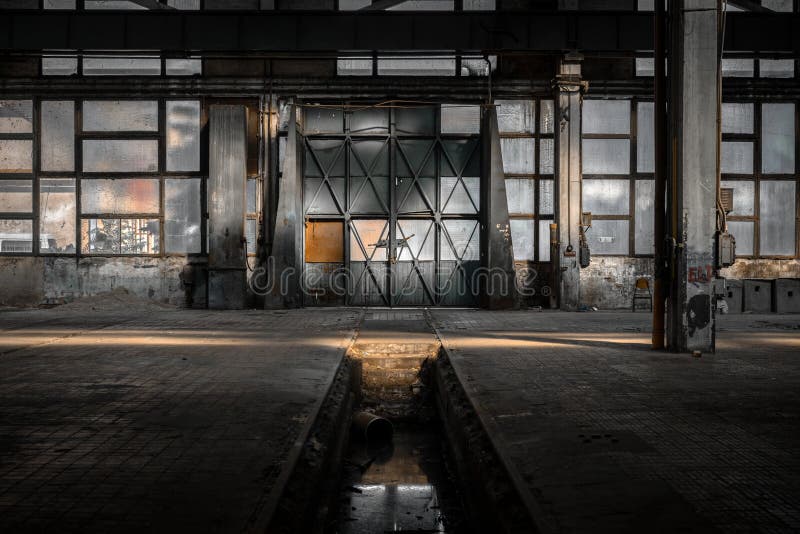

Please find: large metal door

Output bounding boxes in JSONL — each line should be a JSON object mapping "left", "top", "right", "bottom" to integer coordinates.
{"left": 302, "top": 104, "right": 480, "bottom": 306}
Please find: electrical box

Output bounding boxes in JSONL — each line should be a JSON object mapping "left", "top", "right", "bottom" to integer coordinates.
{"left": 716, "top": 232, "right": 736, "bottom": 268}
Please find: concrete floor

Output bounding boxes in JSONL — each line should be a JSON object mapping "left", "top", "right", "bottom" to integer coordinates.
{"left": 1, "top": 307, "right": 798, "bottom": 533}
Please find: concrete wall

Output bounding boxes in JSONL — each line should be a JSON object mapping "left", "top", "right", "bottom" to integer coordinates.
{"left": 0, "top": 257, "right": 206, "bottom": 308}
{"left": 720, "top": 259, "right": 800, "bottom": 280}
{"left": 580, "top": 257, "right": 654, "bottom": 310}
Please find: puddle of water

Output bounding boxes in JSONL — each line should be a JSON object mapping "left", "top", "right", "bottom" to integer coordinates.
{"left": 329, "top": 423, "right": 472, "bottom": 534}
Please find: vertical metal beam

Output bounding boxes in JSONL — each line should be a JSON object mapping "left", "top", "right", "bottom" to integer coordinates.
{"left": 652, "top": 0, "right": 668, "bottom": 349}
{"left": 666, "top": 0, "right": 719, "bottom": 352}
{"left": 554, "top": 53, "right": 585, "bottom": 312}
{"left": 208, "top": 105, "right": 247, "bottom": 310}
{"left": 481, "top": 105, "right": 518, "bottom": 310}
{"left": 265, "top": 99, "right": 304, "bottom": 309}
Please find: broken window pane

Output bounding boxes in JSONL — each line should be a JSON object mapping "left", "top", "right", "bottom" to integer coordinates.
{"left": 720, "top": 180, "right": 754, "bottom": 216}
{"left": 81, "top": 178, "right": 160, "bottom": 215}
{"left": 0, "top": 219, "right": 33, "bottom": 253}
{"left": 337, "top": 58, "right": 372, "bottom": 76}
{"left": 582, "top": 139, "right": 630, "bottom": 175}
{"left": 166, "top": 100, "right": 201, "bottom": 172}
{"left": 634, "top": 179, "right": 654, "bottom": 255}
{"left": 377, "top": 57, "right": 456, "bottom": 76}
{"left": 539, "top": 138, "right": 554, "bottom": 174}
{"left": 83, "top": 56, "right": 161, "bottom": 76}
{"left": 759, "top": 180, "right": 796, "bottom": 256}
{"left": 540, "top": 179, "right": 554, "bottom": 215}
{"left": 721, "top": 141, "right": 753, "bottom": 174}
{"left": 441, "top": 219, "right": 479, "bottom": 261}
{"left": 496, "top": 100, "right": 535, "bottom": 134}
{"left": 721, "top": 103, "right": 754, "bottom": 134}
{"left": 81, "top": 218, "right": 160, "bottom": 255}
{"left": 40, "top": 178, "right": 76, "bottom": 254}
{"left": 500, "top": 138, "right": 535, "bottom": 174}
{"left": 0, "top": 140, "right": 33, "bottom": 174}
{"left": 540, "top": 100, "right": 554, "bottom": 134}
{"left": 722, "top": 58, "right": 754, "bottom": 78}
{"left": 441, "top": 105, "right": 481, "bottom": 135}
{"left": 510, "top": 219, "right": 535, "bottom": 261}
{"left": 762, "top": 103, "right": 795, "bottom": 174}
{"left": 583, "top": 100, "right": 630, "bottom": 135}
{"left": 42, "top": 56, "right": 78, "bottom": 76}
{"left": 637, "top": 102, "right": 654, "bottom": 173}
{"left": 585, "top": 219, "right": 629, "bottom": 255}
{"left": 583, "top": 179, "right": 630, "bottom": 216}
{"left": 727, "top": 220, "right": 754, "bottom": 256}
{"left": 41, "top": 101, "right": 75, "bottom": 172}
{"left": 0, "top": 180, "right": 32, "bottom": 212}
{"left": 165, "top": 178, "right": 201, "bottom": 254}
{"left": 0, "top": 100, "right": 33, "bottom": 134}
{"left": 165, "top": 58, "right": 202, "bottom": 76}
{"left": 538, "top": 219, "right": 552, "bottom": 261}
{"left": 82, "top": 140, "right": 159, "bottom": 173}
{"left": 759, "top": 59, "right": 794, "bottom": 78}
{"left": 83, "top": 100, "right": 159, "bottom": 132}
{"left": 505, "top": 178, "right": 534, "bottom": 215}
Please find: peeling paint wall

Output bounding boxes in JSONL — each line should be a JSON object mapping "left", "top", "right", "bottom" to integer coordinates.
{"left": 720, "top": 259, "right": 800, "bottom": 280}
{"left": 580, "top": 257, "right": 654, "bottom": 310}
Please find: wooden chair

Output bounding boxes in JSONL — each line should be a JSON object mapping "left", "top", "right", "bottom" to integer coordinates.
{"left": 633, "top": 277, "right": 652, "bottom": 312}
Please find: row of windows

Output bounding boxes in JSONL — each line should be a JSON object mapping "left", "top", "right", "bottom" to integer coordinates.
{"left": 0, "top": 99, "right": 205, "bottom": 255}
{"left": 9, "top": 0, "right": 498, "bottom": 10}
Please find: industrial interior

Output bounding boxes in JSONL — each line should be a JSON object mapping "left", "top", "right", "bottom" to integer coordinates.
{"left": 0, "top": 2, "right": 798, "bottom": 533}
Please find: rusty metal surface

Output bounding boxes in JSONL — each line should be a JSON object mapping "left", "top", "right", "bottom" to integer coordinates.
{"left": 305, "top": 220, "right": 344, "bottom": 263}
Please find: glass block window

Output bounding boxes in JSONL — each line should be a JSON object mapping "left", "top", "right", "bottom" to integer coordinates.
{"left": 497, "top": 99, "right": 554, "bottom": 262}
{"left": 722, "top": 101, "right": 798, "bottom": 258}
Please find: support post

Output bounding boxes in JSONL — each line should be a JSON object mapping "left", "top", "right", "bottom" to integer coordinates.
{"left": 666, "top": 0, "right": 719, "bottom": 352}
{"left": 208, "top": 105, "right": 247, "bottom": 310}
{"left": 265, "top": 99, "right": 304, "bottom": 309}
{"left": 652, "top": 0, "right": 667, "bottom": 349}
{"left": 554, "top": 54, "right": 585, "bottom": 312}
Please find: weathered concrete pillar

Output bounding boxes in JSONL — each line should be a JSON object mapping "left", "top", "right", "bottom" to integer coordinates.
{"left": 208, "top": 105, "right": 247, "bottom": 309}
{"left": 666, "top": 0, "right": 719, "bottom": 352}
{"left": 265, "top": 100, "right": 304, "bottom": 309}
{"left": 481, "top": 105, "right": 518, "bottom": 310}
{"left": 554, "top": 54, "right": 585, "bottom": 311}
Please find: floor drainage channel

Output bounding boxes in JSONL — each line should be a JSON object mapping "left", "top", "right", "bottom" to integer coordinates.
{"left": 267, "top": 312, "right": 536, "bottom": 534}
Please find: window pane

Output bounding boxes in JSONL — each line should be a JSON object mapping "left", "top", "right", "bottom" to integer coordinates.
{"left": 583, "top": 179, "right": 629, "bottom": 216}
{"left": 539, "top": 138, "right": 554, "bottom": 174}
{"left": 510, "top": 219, "right": 535, "bottom": 261}
{"left": 440, "top": 176, "right": 479, "bottom": 214}
{"left": 540, "top": 100, "right": 554, "bottom": 134}
{"left": 165, "top": 58, "right": 202, "bottom": 76}
{"left": 40, "top": 178, "right": 76, "bottom": 254}
{"left": 722, "top": 58, "right": 754, "bottom": 78}
{"left": 0, "top": 180, "right": 32, "bottom": 212}
{"left": 441, "top": 220, "right": 479, "bottom": 261}
{"left": 81, "top": 218, "right": 160, "bottom": 255}
{"left": 728, "top": 220, "right": 754, "bottom": 256}
{"left": 759, "top": 181, "right": 796, "bottom": 256}
{"left": 0, "top": 220, "right": 33, "bottom": 253}
{"left": 337, "top": 58, "right": 372, "bottom": 76}
{"left": 637, "top": 102, "right": 654, "bottom": 173}
{"left": 635, "top": 180, "right": 654, "bottom": 255}
{"left": 41, "top": 101, "right": 75, "bottom": 172}
{"left": 0, "top": 140, "right": 33, "bottom": 173}
{"left": 441, "top": 104, "right": 480, "bottom": 134}
{"left": 538, "top": 219, "right": 552, "bottom": 261}
{"left": 377, "top": 57, "right": 456, "bottom": 76}
{"left": 721, "top": 141, "right": 753, "bottom": 174}
{"left": 245, "top": 219, "right": 257, "bottom": 253}
{"left": 721, "top": 103, "right": 754, "bottom": 134}
{"left": 396, "top": 219, "right": 435, "bottom": 261}
{"left": 81, "top": 178, "right": 160, "bottom": 214}
{"left": 582, "top": 100, "right": 630, "bottom": 135}
{"left": 83, "top": 56, "right": 161, "bottom": 76}
{"left": 635, "top": 57, "right": 654, "bottom": 77}
{"left": 395, "top": 108, "right": 436, "bottom": 135}
{"left": 759, "top": 59, "right": 794, "bottom": 79}
{"left": 505, "top": 178, "right": 534, "bottom": 215}
{"left": 350, "top": 219, "right": 388, "bottom": 262}
{"left": 582, "top": 139, "right": 630, "bottom": 175}
{"left": 539, "top": 179, "right": 554, "bottom": 215}
{"left": 586, "top": 219, "right": 629, "bottom": 255}
{"left": 246, "top": 179, "right": 257, "bottom": 214}
{"left": 165, "top": 179, "right": 201, "bottom": 254}
{"left": 461, "top": 56, "right": 496, "bottom": 77}
{"left": 0, "top": 100, "right": 33, "bottom": 133}
{"left": 42, "top": 56, "right": 78, "bottom": 76}
{"left": 496, "top": 100, "right": 535, "bottom": 134}
{"left": 720, "top": 179, "right": 754, "bottom": 216}
{"left": 83, "top": 100, "right": 158, "bottom": 132}
{"left": 83, "top": 140, "right": 159, "bottom": 173}
{"left": 166, "top": 100, "right": 201, "bottom": 172}
{"left": 762, "top": 103, "right": 795, "bottom": 174}
{"left": 500, "top": 138, "right": 535, "bottom": 174}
